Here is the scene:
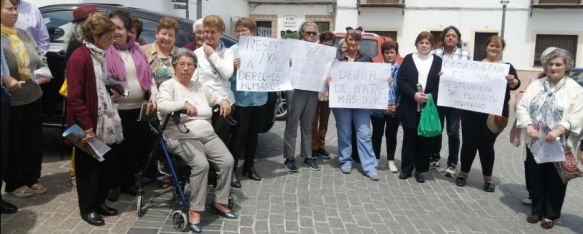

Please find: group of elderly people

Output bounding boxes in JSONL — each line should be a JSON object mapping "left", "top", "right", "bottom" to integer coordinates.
{"left": 1, "top": 0, "right": 581, "bottom": 231}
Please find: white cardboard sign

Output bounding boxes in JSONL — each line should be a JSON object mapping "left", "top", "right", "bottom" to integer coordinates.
{"left": 288, "top": 39, "right": 337, "bottom": 92}
{"left": 328, "top": 62, "right": 391, "bottom": 109}
{"left": 437, "top": 59, "right": 510, "bottom": 115}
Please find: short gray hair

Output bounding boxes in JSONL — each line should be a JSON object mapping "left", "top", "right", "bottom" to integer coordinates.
{"left": 192, "top": 18, "right": 203, "bottom": 32}
{"left": 172, "top": 48, "right": 198, "bottom": 67}
{"left": 541, "top": 47, "right": 575, "bottom": 72}
{"left": 298, "top": 21, "right": 318, "bottom": 39}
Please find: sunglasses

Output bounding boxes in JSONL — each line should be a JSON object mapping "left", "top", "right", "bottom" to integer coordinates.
{"left": 304, "top": 31, "right": 317, "bottom": 36}
{"left": 345, "top": 26, "right": 363, "bottom": 34}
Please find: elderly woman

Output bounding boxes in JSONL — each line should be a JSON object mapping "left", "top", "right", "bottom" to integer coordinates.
{"left": 142, "top": 16, "right": 178, "bottom": 88}
{"left": 1, "top": 0, "right": 51, "bottom": 198}
{"left": 192, "top": 15, "right": 236, "bottom": 186}
{"left": 158, "top": 49, "right": 236, "bottom": 233}
{"left": 228, "top": 18, "right": 266, "bottom": 184}
{"left": 517, "top": 48, "right": 583, "bottom": 229}
{"left": 397, "top": 31, "right": 442, "bottom": 183}
{"left": 184, "top": 18, "right": 204, "bottom": 51}
{"left": 371, "top": 40, "right": 401, "bottom": 173}
{"left": 105, "top": 10, "right": 157, "bottom": 201}
{"left": 193, "top": 15, "right": 235, "bottom": 142}
{"left": 455, "top": 36, "right": 520, "bottom": 192}
{"left": 66, "top": 13, "right": 123, "bottom": 226}
{"left": 330, "top": 27, "right": 379, "bottom": 180}
{"left": 282, "top": 21, "right": 321, "bottom": 172}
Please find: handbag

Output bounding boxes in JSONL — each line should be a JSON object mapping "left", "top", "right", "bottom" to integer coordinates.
{"left": 554, "top": 125, "right": 583, "bottom": 183}
{"left": 417, "top": 93, "right": 442, "bottom": 137}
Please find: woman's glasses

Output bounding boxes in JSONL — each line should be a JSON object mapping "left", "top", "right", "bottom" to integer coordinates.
{"left": 304, "top": 31, "right": 317, "bottom": 36}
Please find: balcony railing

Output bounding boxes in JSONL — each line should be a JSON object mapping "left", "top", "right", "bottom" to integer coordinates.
{"left": 533, "top": 0, "right": 583, "bottom": 8}
{"left": 248, "top": 0, "right": 334, "bottom": 3}
{"left": 358, "top": 0, "right": 405, "bottom": 7}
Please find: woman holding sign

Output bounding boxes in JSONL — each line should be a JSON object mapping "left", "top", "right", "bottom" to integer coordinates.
{"left": 455, "top": 35, "right": 520, "bottom": 192}
{"left": 331, "top": 27, "right": 379, "bottom": 181}
{"left": 516, "top": 48, "right": 582, "bottom": 229}
{"left": 228, "top": 18, "right": 267, "bottom": 183}
{"left": 396, "top": 31, "right": 442, "bottom": 183}
{"left": 282, "top": 21, "right": 321, "bottom": 172}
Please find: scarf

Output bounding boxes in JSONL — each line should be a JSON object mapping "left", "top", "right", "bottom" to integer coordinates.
{"left": 105, "top": 38, "right": 153, "bottom": 91}
{"left": 85, "top": 41, "right": 124, "bottom": 145}
{"left": 1, "top": 25, "right": 30, "bottom": 80}
{"left": 528, "top": 76, "right": 567, "bottom": 132}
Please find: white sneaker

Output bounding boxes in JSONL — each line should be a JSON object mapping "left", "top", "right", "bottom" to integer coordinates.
{"left": 445, "top": 166, "right": 456, "bottom": 177}
{"left": 430, "top": 160, "right": 441, "bottom": 169}
{"left": 522, "top": 198, "right": 532, "bottom": 206}
{"left": 387, "top": 160, "right": 398, "bottom": 173}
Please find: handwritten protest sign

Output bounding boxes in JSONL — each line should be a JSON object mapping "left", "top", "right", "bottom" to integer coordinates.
{"left": 237, "top": 36, "right": 293, "bottom": 91}
{"left": 437, "top": 59, "right": 510, "bottom": 115}
{"left": 329, "top": 62, "right": 391, "bottom": 109}
{"left": 288, "top": 40, "right": 337, "bottom": 92}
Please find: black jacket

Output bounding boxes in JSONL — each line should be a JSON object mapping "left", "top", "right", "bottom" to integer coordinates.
{"left": 397, "top": 53, "right": 442, "bottom": 128}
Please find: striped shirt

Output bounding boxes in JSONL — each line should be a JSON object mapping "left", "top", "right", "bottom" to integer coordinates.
{"left": 432, "top": 47, "right": 472, "bottom": 61}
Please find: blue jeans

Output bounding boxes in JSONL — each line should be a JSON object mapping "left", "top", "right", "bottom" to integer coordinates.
{"left": 430, "top": 106, "right": 460, "bottom": 167}
{"left": 332, "top": 108, "right": 377, "bottom": 176}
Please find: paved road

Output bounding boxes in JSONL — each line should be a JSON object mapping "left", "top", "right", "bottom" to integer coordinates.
{"left": 2, "top": 114, "right": 582, "bottom": 234}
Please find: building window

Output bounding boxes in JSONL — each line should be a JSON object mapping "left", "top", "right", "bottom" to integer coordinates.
{"left": 430, "top": 31, "right": 442, "bottom": 49}
{"left": 256, "top": 21, "right": 272, "bottom": 38}
{"left": 315, "top": 22, "right": 330, "bottom": 32}
{"left": 534, "top": 34, "right": 578, "bottom": 66}
{"left": 368, "top": 31, "right": 398, "bottom": 41}
{"left": 473, "top": 32, "right": 498, "bottom": 61}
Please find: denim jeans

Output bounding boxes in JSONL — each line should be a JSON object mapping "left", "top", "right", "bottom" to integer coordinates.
{"left": 332, "top": 108, "right": 377, "bottom": 176}
{"left": 430, "top": 106, "right": 460, "bottom": 167}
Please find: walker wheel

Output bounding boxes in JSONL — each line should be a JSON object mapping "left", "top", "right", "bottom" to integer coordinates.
{"left": 136, "top": 195, "right": 145, "bottom": 217}
{"left": 171, "top": 210, "right": 188, "bottom": 232}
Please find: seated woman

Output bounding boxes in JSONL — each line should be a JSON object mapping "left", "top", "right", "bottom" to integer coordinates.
{"left": 157, "top": 48, "right": 237, "bottom": 233}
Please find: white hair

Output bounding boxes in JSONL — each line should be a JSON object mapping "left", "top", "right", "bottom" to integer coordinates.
{"left": 192, "top": 18, "right": 203, "bottom": 31}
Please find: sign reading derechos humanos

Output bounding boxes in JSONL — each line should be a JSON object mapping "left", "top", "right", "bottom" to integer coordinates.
{"left": 328, "top": 62, "right": 391, "bottom": 109}
{"left": 437, "top": 59, "right": 510, "bottom": 115}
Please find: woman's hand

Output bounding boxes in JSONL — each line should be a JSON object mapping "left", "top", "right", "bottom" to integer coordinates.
{"left": 414, "top": 92, "right": 428, "bottom": 104}
{"left": 526, "top": 125, "right": 539, "bottom": 141}
{"left": 203, "top": 44, "right": 215, "bottom": 57}
{"left": 36, "top": 76, "right": 50, "bottom": 85}
{"left": 545, "top": 125, "right": 566, "bottom": 143}
{"left": 234, "top": 58, "right": 241, "bottom": 69}
{"left": 219, "top": 100, "right": 231, "bottom": 118}
{"left": 385, "top": 104, "right": 398, "bottom": 114}
{"left": 110, "top": 89, "right": 123, "bottom": 103}
{"left": 506, "top": 75, "right": 519, "bottom": 89}
{"left": 325, "top": 76, "right": 332, "bottom": 86}
{"left": 185, "top": 102, "right": 198, "bottom": 117}
{"left": 81, "top": 128, "right": 96, "bottom": 144}
{"left": 3, "top": 76, "right": 22, "bottom": 92}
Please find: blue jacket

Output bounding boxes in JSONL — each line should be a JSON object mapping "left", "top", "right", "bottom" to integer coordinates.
{"left": 229, "top": 44, "right": 267, "bottom": 107}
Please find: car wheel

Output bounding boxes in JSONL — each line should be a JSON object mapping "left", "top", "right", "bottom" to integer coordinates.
{"left": 275, "top": 91, "right": 288, "bottom": 120}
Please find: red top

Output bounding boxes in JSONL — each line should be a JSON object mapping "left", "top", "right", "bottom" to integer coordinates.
{"left": 183, "top": 41, "right": 197, "bottom": 51}
{"left": 66, "top": 45, "right": 98, "bottom": 131}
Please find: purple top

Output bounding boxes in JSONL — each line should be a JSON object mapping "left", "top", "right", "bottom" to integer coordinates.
{"left": 16, "top": 1, "right": 49, "bottom": 54}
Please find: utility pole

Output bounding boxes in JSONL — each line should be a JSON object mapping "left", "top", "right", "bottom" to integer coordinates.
{"left": 197, "top": 0, "right": 202, "bottom": 19}
{"left": 500, "top": 0, "right": 509, "bottom": 39}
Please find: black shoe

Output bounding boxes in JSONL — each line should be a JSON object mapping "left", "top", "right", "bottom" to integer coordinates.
{"left": 456, "top": 174, "right": 467, "bottom": 187}
{"left": 81, "top": 212, "right": 105, "bottom": 226}
{"left": 242, "top": 167, "right": 262, "bottom": 181}
{"left": 107, "top": 188, "right": 120, "bottom": 202}
{"left": 414, "top": 172, "right": 425, "bottom": 183}
{"left": 283, "top": 159, "right": 299, "bottom": 172}
{"left": 231, "top": 171, "right": 241, "bottom": 189}
{"left": 484, "top": 181, "right": 496, "bottom": 192}
{"left": 303, "top": 158, "right": 320, "bottom": 171}
{"left": 398, "top": 172, "right": 410, "bottom": 180}
{"left": 212, "top": 203, "right": 237, "bottom": 219}
{"left": 0, "top": 200, "right": 18, "bottom": 214}
{"left": 189, "top": 223, "right": 202, "bottom": 233}
{"left": 314, "top": 148, "right": 330, "bottom": 159}
{"left": 97, "top": 204, "right": 119, "bottom": 216}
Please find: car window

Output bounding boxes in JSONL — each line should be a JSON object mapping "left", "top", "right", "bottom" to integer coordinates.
{"left": 42, "top": 10, "right": 74, "bottom": 43}
{"left": 334, "top": 37, "right": 377, "bottom": 59}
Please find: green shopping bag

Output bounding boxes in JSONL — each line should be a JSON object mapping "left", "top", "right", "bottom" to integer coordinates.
{"left": 417, "top": 93, "right": 442, "bottom": 137}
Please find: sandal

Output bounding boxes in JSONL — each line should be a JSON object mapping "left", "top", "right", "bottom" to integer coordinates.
{"left": 526, "top": 214, "right": 540, "bottom": 223}
{"left": 455, "top": 174, "right": 467, "bottom": 187}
